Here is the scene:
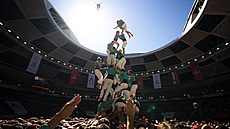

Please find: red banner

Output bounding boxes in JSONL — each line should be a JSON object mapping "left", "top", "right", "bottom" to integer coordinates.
{"left": 69, "top": 69, "right": 79, "bottom": 85}
{"left": 136, "top": 76, "right": 144, "bottom": 89}
{"left": 213, "top": 111, "right": 230, "bottom": 119}
{"left": 190, "top": 62, "right": 204, "bottom": 81}
{"left": 170, "top": 69, "right": 180, "bottom": 86}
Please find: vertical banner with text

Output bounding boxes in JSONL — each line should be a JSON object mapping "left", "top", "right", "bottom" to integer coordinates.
{"left": 190, "top": 62, "right": 204, "bottom": 81}
{"left": 69, "top": 69, "right": 79, "bottom": 85}
{"left": 87, "top": 73, "right": 95, "bottom": 88}
{"left": 153, "top": 74, "right": 162, "bottom": 89}
{"left": 26, "top": 52, "right": 42, "bottom": 74}
{"left": 5, "top": 101, "right": 28, "bottom": 115}
{"left": 170, "top": 69, "right": 180, "bottom": 86}
{"left": 136, "top": 76, "right": 144, "bottom": 89}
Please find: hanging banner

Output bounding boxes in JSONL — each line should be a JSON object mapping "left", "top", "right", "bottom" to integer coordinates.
{"left": 190, "top": 62, "right": 204, "bottom": 81}
{"left": 213, "top": 111, "right": 230, "bottom": 119}
{"left": 26, "top": 52, "right": 42, "bottom": 74}
{"left": 87, "top": 73, "right": 95, "bottom": 88}
{"left": 86, "top": 111, "right": 95, "bottom": 116}
{"left": 170, "top": 69, "right": 180, "bottom": 86}
{"left": 153, "top": 74, "right": 162, "bottom": 89}
{"left": 164, "top": 112, "right": 175, "bottom": 118}
{"left": 69, "top": 69, "right": 79, "bottom": 85}
{"left": 136, "top": 76, "right": 143, "bottom": 89}
{"left": 5, "top": 101, "right": 28, "bottom": 115}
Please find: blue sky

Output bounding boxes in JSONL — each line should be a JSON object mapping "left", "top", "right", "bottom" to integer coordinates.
{"left": 49, "top": 0, "right": 194, "bottom": 54}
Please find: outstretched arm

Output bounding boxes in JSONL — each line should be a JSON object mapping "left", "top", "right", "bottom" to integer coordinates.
{"left": 96, "top": 62, "right": 104, "bottom": 65}
{"left": 109, "top": 94, "right": 116, "bottom": 103}
{"left": 126, "top": 99, "right": 135, "bottom": 129}
{"left": 114, "top": 41, "right": 119, "bottom": 49}
{"left": 47, "top": 95, "right": 82, "bottom": 129}
{"left": 113, "top": 26, "right": 118, "bottom": 29}
{"left": 101, "top": 106, "right": 111, "bottom": 112}
{"left": 115, "top": 66, "right": 121, "bottom": 75}
{"left": 127, "top": 77, "right": 132, "bottom": 82}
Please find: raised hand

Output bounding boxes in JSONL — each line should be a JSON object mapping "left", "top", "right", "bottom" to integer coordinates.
{"left": 47, "top": 94, "right": 82, "bottom": 129}
{"left": 58, "top": 94, "right": 82, "bottom": 119}
{"left": 126, "top": 98, "right": 135, "bottom": 118}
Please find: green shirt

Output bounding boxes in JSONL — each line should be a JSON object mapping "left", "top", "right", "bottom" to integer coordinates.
{"left": 117, "top": 20, "right": 124, "bottom": 28}
{"left": 119, "top": 34, "right": 126, "bottom": 41}
{"left": 97, "top": 96, "right": 112, "bottom": 113}
{"left": 117, "top": 52, "right": 124, "bottom": 59}
{"left": 120, "top": 71, "right": 128, "bottom": 81}
{"left": 108, "top": 43, "right": 117, "bottom": 53}
{"left": 128, "top": 74, "right": 136, "bottom": 88}
{"left": 95, "top": 60, "right": 102, "bottom": 67}
{"left": 118, "top": 74, "right": 121, "bottom": 82}
{"left": 104, "top": 67, "right": 117, "bottom": 76}
{"left": 114, "top": 34, "right": 119, "bottom": 41}
{"left": 39, "top": 125, "right": 50, "bottom": 129}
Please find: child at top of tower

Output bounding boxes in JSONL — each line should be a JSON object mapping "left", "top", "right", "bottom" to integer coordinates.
{"left": 113, "top": 19, "right": 133, "bottom": 38}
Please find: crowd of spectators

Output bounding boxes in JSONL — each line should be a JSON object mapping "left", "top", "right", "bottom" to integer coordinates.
{"left": 0, "top": 96, "right": 230, "bottom": 129}
{"left": 0, "top": 116, "right": 230, "bottom": 129}
{"left": 140, "top": 96, "right": 230, "bottom": 121}
{"left": 0, "top": 88, "right": 99, "bottom": 118}
{"left": 1, "top": 84, "right": 230, "bottom": 128}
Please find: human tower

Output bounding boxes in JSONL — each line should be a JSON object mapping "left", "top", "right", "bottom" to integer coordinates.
{"left": 94, "top": 19, "right": 140, "bottom": 118}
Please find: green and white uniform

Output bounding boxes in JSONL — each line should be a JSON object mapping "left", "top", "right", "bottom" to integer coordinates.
{"left": 114, "top": 70, "right": 130, "bottom": 100}
{"left": 117, "top": 20, "right": 127, "bottom": 31}
{"left": 119, "top": 34, "right": 127, "bottom": 49}
{"left": 128, "top": 74, "right": 138, "bottom": 97}
{"left": 100, "top": 67, "right": 117, "bottom": 101}
{"left": 107, "top": 43, "right": 117, "bottom": 65}
{"left": 97, "top": 96, "right": 113, "bottom": 113}
{"left": 116, "top": 52, "right": 126, "bottom": 70}
{"left": 94, "top": 60, "right": 103, "bottom": 84}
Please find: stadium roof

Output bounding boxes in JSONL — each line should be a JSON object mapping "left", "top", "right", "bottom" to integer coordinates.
{"left": 0, "top": 0, "right": 229, "bottom": 93}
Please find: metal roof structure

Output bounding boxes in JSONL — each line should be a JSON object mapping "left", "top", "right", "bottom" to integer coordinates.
{"left": 0, "top": 0, "right": 229, "bottom": 96}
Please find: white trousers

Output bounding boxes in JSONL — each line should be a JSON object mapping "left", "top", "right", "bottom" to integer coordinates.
{"left": 114, "top": 83, "right": 128, "bottom": 93}
{"left": 117, "top": 57, "right": 126, "bottom": 70}
{"left": 101, "top": 78, "right": 114, "bottom": 101}
{"left": 107, "top": 54, "right": 115, "bottom": 65}
{"left": 121, "top": 23, "right": 127, "bottom": 31}
{"left": 106, "top": 49, "right": 110, "bottom": 54}
{"left": 123, "top": 90, "right": 131, "bottom": 100}
{"left": 115, "top": 59, "right": 119, "bottom": 65}
{"left": 130, "top": 84, "right": 138, "bottom": 97}
{"left": 94, "top": 69, "right": 103, "bottom": 84}
{"left": 122, "top": 41, "right": 127, "bottom": 49}
{"left": 113, "top": 74, "right": 120, "bottom": 85}
{"left": 112, "top": 98, "right": 126, "bottom": 112}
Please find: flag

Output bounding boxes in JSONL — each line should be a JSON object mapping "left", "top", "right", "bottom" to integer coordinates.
{"left": 69, "top": 69, "right": 79, "bottom": 85}
{"left": 164, "top": 112, "right": 175, "bottom": 118}
{"left": 5, "top": 101, "right": 28, "bottom": 115}
{"left": 153, "top": 74, "right": 162, "bottom": 89}
{"left": 190, "top": 62, "right": 204, "bottom": 81}
{"left": 86, "top": 111, "right": 95, "bottom": 116}
{"left": 136, "top": 76, "right": 143, "bottom": 89}
{"left": 170, "top": 69, "right": 180, "bottom": 85}
{"left": 26, "top": 52, "right": 42, "bottom": 74}
{"left": 87, "top": 73, "right": 95, "bottom": 88}
{"left": 213, "top": 111, "right": 230, "bottom": 119}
